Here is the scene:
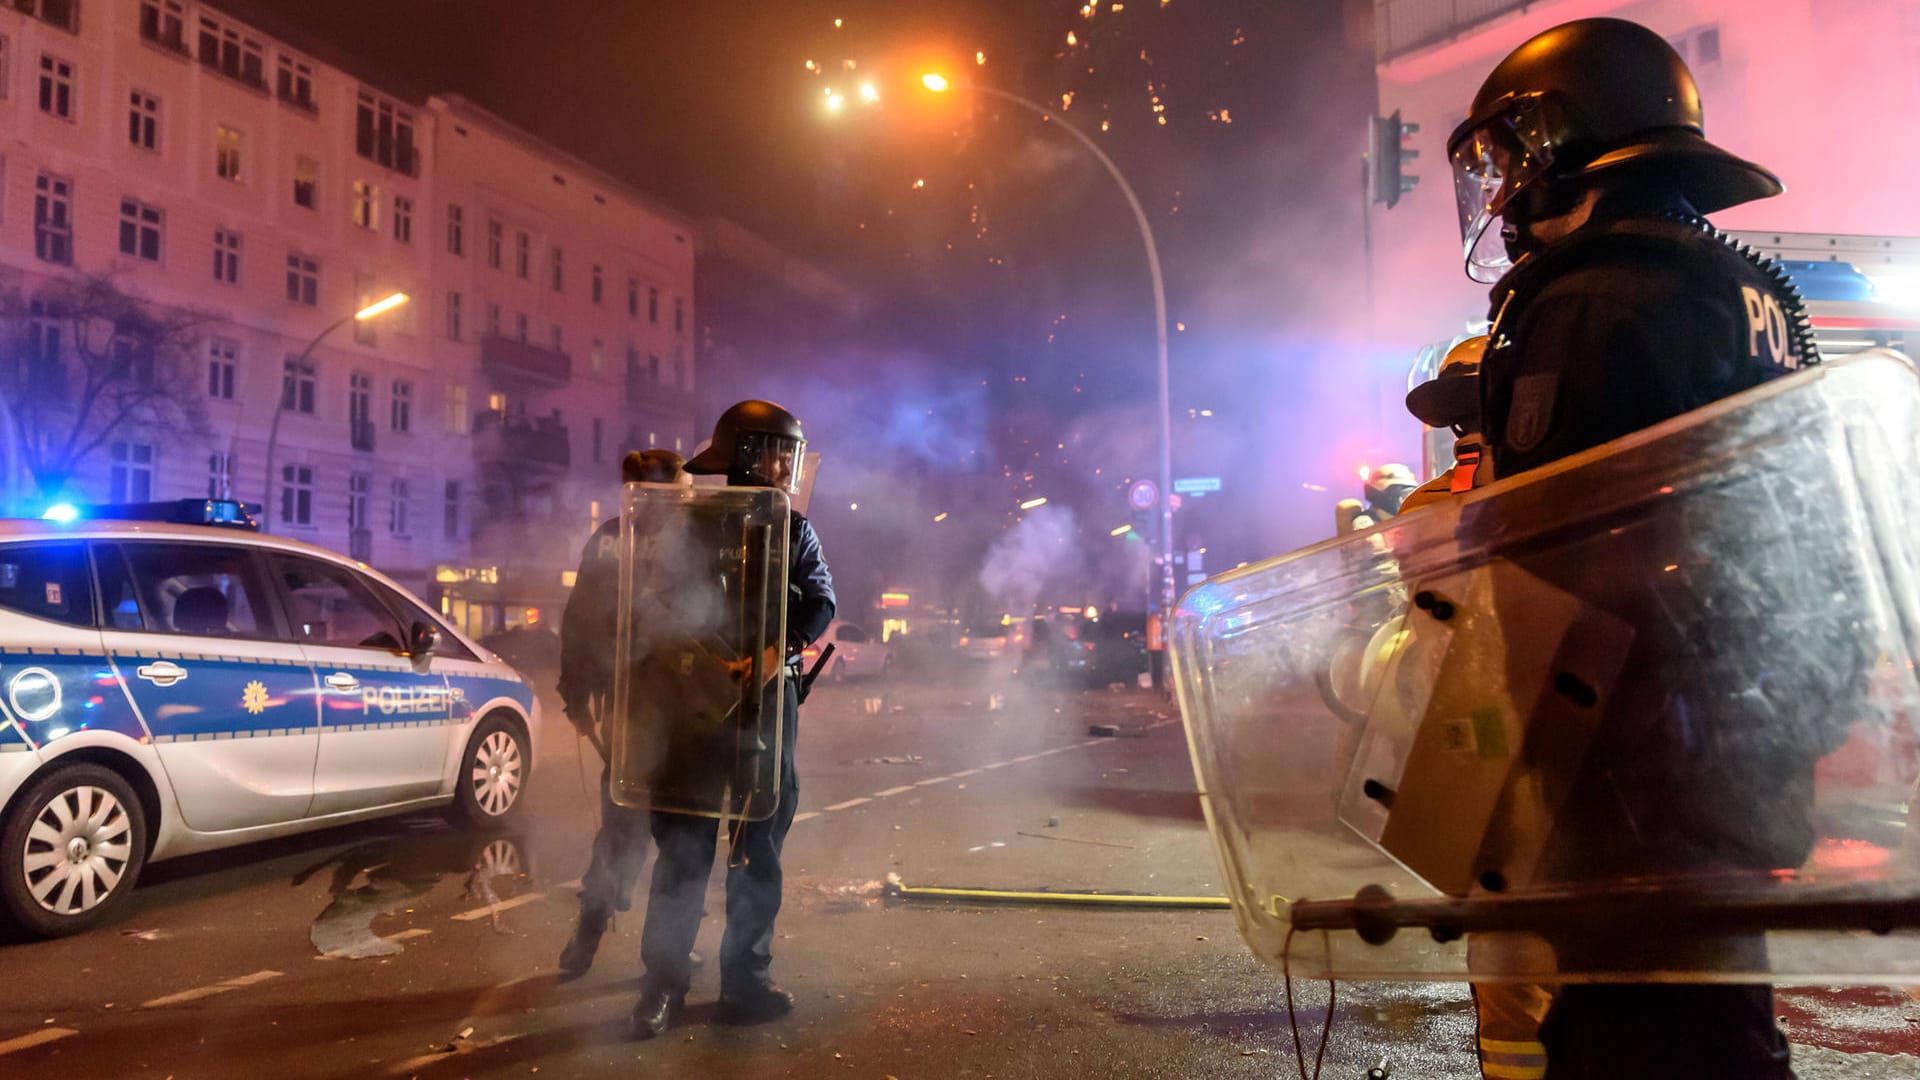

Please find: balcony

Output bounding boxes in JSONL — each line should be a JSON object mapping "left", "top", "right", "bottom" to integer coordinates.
{"left": 350, "top": 416, "right": 376, "bottom": 453}
{"left": 480, "top": 334, "right": 571, "bottom": 388}
{"left": 472, "top": 411, "right": 570, "bottom": 470}
{"left": 624, "top": 378, "right": 697, "bottom": 418}
{"left": 1375, "top": 0, "right": 1539, "bottom": 61}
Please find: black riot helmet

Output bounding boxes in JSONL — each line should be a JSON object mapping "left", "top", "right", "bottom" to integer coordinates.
{"left": 684, "top": 399, "right": 806, "bottom": 493}
{"left": 1447, "top": 17, "right": 1781, "bottom": 281}
{"left": 622, "top": 448, "right": 687, "bottom": 485}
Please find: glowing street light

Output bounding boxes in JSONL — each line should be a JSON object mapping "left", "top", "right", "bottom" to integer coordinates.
{"left": 824, "top": 92, "right": 845, "bottom": 113}
{"left": 921, "top": 72, "right": 950, "bottom": 93}
{"left": 858, "top": 81, "right": 879, "bottom": 104}
{"left": 353, "top": 291, "right": 409, "bottom": 321}
{"left": 1110, "top": 524, "right": 1133, "bottom": 537}
{"left": 1020, "top": 496, "right": 1049, "bottom": 511}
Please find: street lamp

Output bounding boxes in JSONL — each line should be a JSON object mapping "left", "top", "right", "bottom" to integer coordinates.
{"left": 260, "top": 292, "right": 409, "bottom": 534}
{"left": 922, "top": 73, "right": 1176, "bottom": 618}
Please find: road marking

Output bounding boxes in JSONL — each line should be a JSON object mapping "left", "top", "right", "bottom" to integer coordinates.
{"left": 981, "top": 762, "right": 1008, "bottom": 770}
{"left": 387, "top": 928, "right": 433, "bottom": 943}
{"left": 143, "top": 969, "right": 283, "bottom": 1008}
{"left": 555, "top": 878, "right": 583, "bottom": 890}
{"left": 914, "top": 776, "right": 949, "bottom": 786}
{"left": 872, "top": 785, "right": 914, "bottom": 797}
{"left": 1009, "top": 752, "right": 1043, "bottom": 763}
{"left": 822, "top": 797, "right": 871, "bottom": 812}
{"left": 0, "top": 1027, "right": 77, "bottom": 1056}
{"left": 951, "top": 769, "right": 980, "bottom": 778}
{"left": 791, "top": 811, "right": 822, "bottom": 823}
{"left": 450, "top": 893, "right": 543, "bottom": 921}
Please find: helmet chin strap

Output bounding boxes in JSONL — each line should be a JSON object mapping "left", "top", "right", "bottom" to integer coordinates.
{"left": 1500, "top": 179, "right": 1598, "bottom": 263}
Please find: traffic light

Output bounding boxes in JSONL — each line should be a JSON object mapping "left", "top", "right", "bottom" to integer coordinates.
{"left": 1371, "top": 110, "right": 1420, "bottom": 209}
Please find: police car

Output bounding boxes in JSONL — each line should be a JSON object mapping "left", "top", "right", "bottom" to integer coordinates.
{"left": 0, "top": 500, "right": 540, "bottom": 938}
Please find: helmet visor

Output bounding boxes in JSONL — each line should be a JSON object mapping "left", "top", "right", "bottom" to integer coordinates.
{"left": 1449, "top": 94, "right": 1566, "bottom": 282}
{"left": 739, "top": 432, "right": 805, "bottom": 494}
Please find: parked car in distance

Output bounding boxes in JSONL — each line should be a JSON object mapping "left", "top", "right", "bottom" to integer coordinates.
{"left": 0, "top": 500, "right": 541, "bottom": 938}
{"left": 801, "top": 621, "right": 893, "bottom": 681}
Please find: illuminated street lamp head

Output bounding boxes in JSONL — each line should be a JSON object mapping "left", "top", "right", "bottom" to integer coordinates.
{"left": 354, "top": 292, "right": 409, "bottom": 321}
{"left": 858, "top": 81, "right": 879, "bottom": 104}
{"left": 825, "top": 92, "right": 846, "bottom": 113}
{"left": 921, "top": 73, "right": 950, "bottom": 93}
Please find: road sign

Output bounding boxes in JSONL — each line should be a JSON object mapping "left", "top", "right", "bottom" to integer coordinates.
{"left": 1128, "top": 480, "right": 1159, "bottom": 512}
{"left": 1173, "top": 476, "right": 1222, "bottom": 495}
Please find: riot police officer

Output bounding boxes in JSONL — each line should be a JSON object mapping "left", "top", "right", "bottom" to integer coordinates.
{"left": 1446, "top": 18, "right": 1820, "bottom": 1078}
{"left": 631, "top": 400, "right": 835, "bottom": 1038}
{"left": 556, "top": 449, "right": 688, "bottom": 978}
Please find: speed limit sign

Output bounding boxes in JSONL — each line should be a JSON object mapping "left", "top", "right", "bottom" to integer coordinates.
{"left": 1128, "top": 480, "right": 1158, "bottom": 512}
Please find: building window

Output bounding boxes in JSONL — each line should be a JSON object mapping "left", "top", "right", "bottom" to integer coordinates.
{"left": 485, "top": 302, "right": 501, "bottom": 336}
{"left": 390, "top": 380, "right": 412, "bottom": 433}
{"left": 208, "top": 452, "right": 234, "bottom": 499}
{"left": 354, "top": 90, "right": 417, "bottom": 174}
{"left": 550, "top": 324, "right": 563, "bottom": 352}
{"left": 487, "top": 219, "right": 503, "bottom": 269}
{"left": 592, "top": 265, "right": 604, "bottom": 305}
{"left": 293, "top": 155, "right": 318, "bottom": 209}
{"left": 648, "top": 354, "right": 660, "bottom": 383}
{"left": 443, "top": 480, "right": 460, "bottom": 539}
{"left": 674, "top": 297, "right": 684, "bottom": 333}
{"left": 129, "top": 91, "right": 159, "bottom": 150}
{"left": 515, "top": 231, "right": 530, "bottom": 278}
{"left": 27, "top": 300, "right": 62, "bottom": 378}
{"left": 33, "top": 172, "right": 72, "bottom": 265}
{"left": 197, "top": 17, "right": 266, "bottom": 90}
{"left": 111, "top": 443, "right": 156, "bottom": 503}
{"left": 351, "top": 180, "right": 379, "bottom": 230}
{"left": 38, "top": 54, "right": 74, "bottom": 121}
{"left": 348, "top": 472, "right": 369, "bottom": 532}
{"left": 446, "top": 291, "right": 463, "bottom": 340}
{"left": 282, "top": 356, "right": 316, "bottom": 414}
{"left": 212, "top": 227, "right": 240, "bottom": 284}
{"left": 16, "top": 0, "right": 76, "bottom": 31}
{"left": 208, "top": 340, "right": 237, "bottom": 399}
{"left": 550, "top": 247, "right": 564, "bottom": 292}
{"left": 276, "top": 54, "right": 316, "bottom": 111}
{"left": 486, "top": 391, "right": 507, "bottom": 413}
{"left": 112, "top": 336, "right": 156, "bottom": 387}
{"left": 280, "top": 464, "right": 313, "bottom": 526}
{"left": 673, "top": 348, "right": 686, "bottom": 388}
{"left": 388, "top": 478, "right": 410, "bottom": 537}
{"left": 592, "top": 417, "right": 604, "bottom": 463}
{"left": 286, "top": 253, "right": 318, "bottom": 306}
{"left": 515, "top": 312, "right": 528, "bottom": 342}
{"left": 627, "top": 278, "right": 639, "bottom": 318}
{"left": 649, "top": 286, "right": 660, "bottom": 324}
{"left": 348, "top": 371, "right": 371, "bottom": 445}
{"left": 140, "top": 1, "right": 187, "bottom": 52}
{"left": 446, "top": 204, "right": 464, "bottom": 256}
{"left": 0, "top": 35, "right": 9, "bottom": 101}
{"left": 446, "top": 384, "right": 469, "bottom": 436}
{"left": 590, "top": 337, "right": 604, "bottom": 375}
{"left": 625, "top": 344, "right": 640, "bottom": 380}
{"left": 119, "top": 198, "right": 164, "bottom": 262}
{"left": 393, "top": 195, "right": 413, "bottom": 243}
{"left": 214, "top": 125, "right": 244, "bottom": 182}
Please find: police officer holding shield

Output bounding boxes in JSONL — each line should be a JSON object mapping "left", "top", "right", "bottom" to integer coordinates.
{"left": 630, "top": 400, "right": 835, "bottom": 1038}
{"left": 1445, "top": 18, "right": 1826, "bottom": 1078}
{"left": 555, "top": 448, "right": 689, "bottom": 978}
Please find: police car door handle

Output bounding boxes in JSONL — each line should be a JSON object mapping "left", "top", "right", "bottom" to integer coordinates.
{"left": 135, "top": 660, "right": 188, "bottom": 688}
{"left": 324, "top": 672, "right": 360, "bottom": 693}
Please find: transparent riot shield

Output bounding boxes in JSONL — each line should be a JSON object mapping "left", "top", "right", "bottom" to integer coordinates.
{"left": 608, "top": 483, "right": 790, "bottom": 821}
{"left": 1173, "top": 350, "right": 1920, "bottom": 984}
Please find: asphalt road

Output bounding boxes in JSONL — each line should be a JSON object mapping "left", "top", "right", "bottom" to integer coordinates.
{"left": 2, "top": 668, "right": 1917, "bottom": 1079}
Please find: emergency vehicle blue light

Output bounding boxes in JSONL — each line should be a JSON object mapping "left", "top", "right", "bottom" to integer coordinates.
{"left": 41, "top": 503, "right": 79, "bottom": 523}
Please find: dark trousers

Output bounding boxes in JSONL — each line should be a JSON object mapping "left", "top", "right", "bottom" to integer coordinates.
{"left": 1540, "top": 984, "right": 1795, "bottom": 1079}
{"left": 639, "top": 690, "right": 799, "bottom": 996}
{"left": 579, "top": 766, "right": 651, "bottom": 917}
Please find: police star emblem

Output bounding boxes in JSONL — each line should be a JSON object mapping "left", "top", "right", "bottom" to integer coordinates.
{"left": 242, "top": 680, "right": 270, "bottom": 716}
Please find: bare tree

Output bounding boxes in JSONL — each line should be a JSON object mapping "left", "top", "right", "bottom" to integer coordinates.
{"left": 0, "top": 273, "right": 215, "bottom": 499}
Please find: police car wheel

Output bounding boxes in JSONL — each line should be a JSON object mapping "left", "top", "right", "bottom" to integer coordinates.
{"left": 0, "top": 763, "right": 149, "bottom": 938}
{"left": 451, "top": 716, "right": 528, "bottom": 830}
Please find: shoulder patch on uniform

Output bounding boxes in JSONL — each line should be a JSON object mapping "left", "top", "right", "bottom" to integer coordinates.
{"left": 1506, "top": 373, "right": 1558, "bottom": 454}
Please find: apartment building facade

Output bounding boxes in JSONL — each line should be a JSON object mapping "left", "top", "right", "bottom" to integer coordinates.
{"left": 1367, "top": 0, "right": 1920, "bottom": 421}
{"left": 0, "top": 0, "right": 697, "bottom": 634}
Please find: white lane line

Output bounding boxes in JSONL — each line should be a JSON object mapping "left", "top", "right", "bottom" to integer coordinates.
{"left": 143, "top": 969, "right": 283, "bottom": 1008}
{"left": 0, "top": 1028, "right": 77, "bottom": 1056}
{"left": 1009, "top": 753, "right": 1043, "bottom": 763}
{"left": 981, "top": 762, "right": 1009, "bottom": 770}
{"left": 872, "top": 785, "right": 914, "bottom": 798}
{"left": 822, "top": 797, "right": 871, "bottom": 812}
{"left": 555, "top": 878, "right": 584, "bottom": 890}
{"left": 387, "top": 928, "right": 433, "bottom": 943}
{"left": 791, "top": 811, "right": 822, "bottom": 823}
{"left": 450, "top": 892, "right": 544, "bottom": 922}
{"left": 913, "top": 776, "right": 950, "bottom": 786}
{"left": 951, "top": 769, "right": 980, "bottom": 778}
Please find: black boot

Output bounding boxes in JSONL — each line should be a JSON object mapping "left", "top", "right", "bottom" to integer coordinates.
{"left": 558, "top": 907, "right": 611, "bottom": 979}
{"left": 631, "top": 988, "right": 683, "bottom": 1040}
{"left": 718, "top": 981, "right": 794, "bottom": 1024}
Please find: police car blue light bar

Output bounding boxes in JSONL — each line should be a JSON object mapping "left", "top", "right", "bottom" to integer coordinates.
{"left": 36, "top": 499, "right": 262, "bottom": 530}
